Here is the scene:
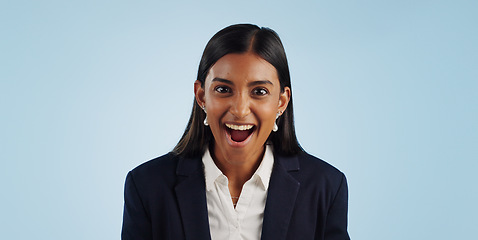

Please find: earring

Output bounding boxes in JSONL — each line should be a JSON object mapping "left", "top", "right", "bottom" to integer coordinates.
{"left": 202, "top": 105, "right": 209, "bottom": 126}
{"left": 273, "top": 111, "right": 282, "bottom": 132}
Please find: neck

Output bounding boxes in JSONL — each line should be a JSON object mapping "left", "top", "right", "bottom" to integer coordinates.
{"left": 211, "top": 144, "right": 265, "bottom": 192}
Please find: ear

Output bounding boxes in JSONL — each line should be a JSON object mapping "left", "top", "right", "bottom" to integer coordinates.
{"left": 194, "top": 80, "right": 206, "bottom": 108}
{"left": 278, "top": 87, "right": 291, "bottom": 114}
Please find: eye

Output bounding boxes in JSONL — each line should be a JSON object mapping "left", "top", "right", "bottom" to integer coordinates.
{"left": 214, "top": 86, "right": 231, "bottom": 94}
{"left": 252, "top": 87, "right": 269, "bottom": 96}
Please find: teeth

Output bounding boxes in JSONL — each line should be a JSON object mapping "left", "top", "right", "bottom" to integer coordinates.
{"left": 225, "top": 123, "right": 254, "bottom": 131}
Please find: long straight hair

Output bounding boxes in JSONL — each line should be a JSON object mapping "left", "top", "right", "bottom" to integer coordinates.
{"left": 173, "top": 24, "right": 302, "bottom": 157}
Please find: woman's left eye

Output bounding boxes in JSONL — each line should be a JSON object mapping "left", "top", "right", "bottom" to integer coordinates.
{"left": 253, "top": 88, "right": 269, "bottom": 96}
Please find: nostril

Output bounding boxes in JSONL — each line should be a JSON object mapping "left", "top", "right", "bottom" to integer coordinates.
{"left": 230, "top": 110, "right": 251, "bottom": 119}
{"left": 229, "top": 106, "right": 251, "bottom": 119}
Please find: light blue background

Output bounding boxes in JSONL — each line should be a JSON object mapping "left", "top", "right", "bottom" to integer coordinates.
{"left": 1, "top": 0, "right": 477, "bottom": 239}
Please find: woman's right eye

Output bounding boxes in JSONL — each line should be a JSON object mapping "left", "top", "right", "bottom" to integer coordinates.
{"left": 214, "top": 86, "right": 231, "bottom": 94}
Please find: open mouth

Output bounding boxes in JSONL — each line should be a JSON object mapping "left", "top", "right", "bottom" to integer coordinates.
{"left": 225, "top": 123, "right": 255, "bottom": 143}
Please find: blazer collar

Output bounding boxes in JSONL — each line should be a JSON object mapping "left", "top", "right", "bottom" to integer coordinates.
{"left": 275, "top": 152, "right": 300, "bottom": 171}
{"left": 175, "top": 155, "right": 211, "bottom": 240}
{"left": 261, "top": 153, "right": 301, "bottom": 240}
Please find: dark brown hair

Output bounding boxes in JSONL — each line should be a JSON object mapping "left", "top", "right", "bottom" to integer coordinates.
{"left": 173, "top": 24, "right": 302, "bottom": 157}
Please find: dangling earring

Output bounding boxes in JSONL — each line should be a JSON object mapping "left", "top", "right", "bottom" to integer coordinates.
{"left": 202, "top": 105, "right": 209, "bottom": 126}
{"left": 273, "top": 111, "right": 282, "bottom": 132}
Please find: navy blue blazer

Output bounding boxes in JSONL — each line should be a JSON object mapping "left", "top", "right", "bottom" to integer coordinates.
{"left": 122, "top": 151, "right": 350, "bottom": 240}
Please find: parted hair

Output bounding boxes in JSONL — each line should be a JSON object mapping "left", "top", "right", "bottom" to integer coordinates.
{"left": 173, "top": 24, "right": 302, "bottom": 157}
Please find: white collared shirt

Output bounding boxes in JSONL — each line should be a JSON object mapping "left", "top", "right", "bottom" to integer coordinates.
{"left": 202, "top": 145, "right": 274, "bottom": 240}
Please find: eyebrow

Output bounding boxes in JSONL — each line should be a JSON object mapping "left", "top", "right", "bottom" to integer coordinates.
{"left": 211, "top": 78, "right": 273, "bottom": 86}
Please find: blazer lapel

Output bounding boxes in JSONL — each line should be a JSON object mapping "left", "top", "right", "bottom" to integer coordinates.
{"left": 261, "top": 154, "right": 300, "bottom": 240}
{"left": 175, "top": 155, "right": 211, "bottom": 240}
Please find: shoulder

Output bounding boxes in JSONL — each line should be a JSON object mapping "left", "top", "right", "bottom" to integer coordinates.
{"left": 127, "top": 152, "right": 180, "bottom": 187}
{"left": 131, "top": 152, "right": 178, "bottom": 172}
{"left": 293, "top": 151, "right": 347, "bottom": 188}
{"left": 297, "top": 152, "right": 345, "bottom": 177}
{"left": 130, "top": 152, "right": 179, "bottom": 175}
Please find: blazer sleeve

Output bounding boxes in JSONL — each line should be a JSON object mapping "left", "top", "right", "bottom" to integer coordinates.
{"left": 122, "top": 171, "right": 153, "bottom": 240}
{"left": 323, "top": 173, "right": 350, "bottom": 240}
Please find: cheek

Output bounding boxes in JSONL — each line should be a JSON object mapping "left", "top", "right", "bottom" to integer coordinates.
{"left": 256, "top": 102, "right": 279, "bottom": 124}
{"left": 205, "top": 99, "right": 227, "bottom": 122}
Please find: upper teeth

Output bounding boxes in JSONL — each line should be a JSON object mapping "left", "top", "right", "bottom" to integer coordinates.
{"left": 225, "top": 123, "right": 254, "bottom": 131}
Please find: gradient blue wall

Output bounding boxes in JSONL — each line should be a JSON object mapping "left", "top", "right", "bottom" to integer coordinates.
{"left": 1, "top": 0, "right": 477, "bottom": 239}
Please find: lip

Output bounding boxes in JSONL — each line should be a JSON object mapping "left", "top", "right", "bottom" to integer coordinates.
{"left": 223, "top": 122, "right": 256, "bottom": 148}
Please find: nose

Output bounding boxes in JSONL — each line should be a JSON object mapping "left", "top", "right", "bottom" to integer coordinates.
{"left": 229, "top": 93, "right": 251, "bottom": 119}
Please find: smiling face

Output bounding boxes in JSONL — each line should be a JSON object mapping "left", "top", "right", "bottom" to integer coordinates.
{"left": 195, "top": 52, "right": 290, "bottom": 166}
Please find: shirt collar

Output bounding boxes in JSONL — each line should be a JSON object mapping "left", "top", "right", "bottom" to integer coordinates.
{"left": 202, "top": 144, "right": 275, "bottom": 192}
{"left": 254, "top": 144, "right": 274, "bottom": 190}
{"left": 202, "top": 147, "right": 224, "bottom": 192}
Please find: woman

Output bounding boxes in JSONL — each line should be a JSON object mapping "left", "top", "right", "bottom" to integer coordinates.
{"left": 122, "top": 24, "right": 350, "bottom": 240}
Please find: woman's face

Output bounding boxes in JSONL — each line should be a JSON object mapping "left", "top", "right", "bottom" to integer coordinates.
{"left": 195, "top": 52, "right": 290, "bottom": 164}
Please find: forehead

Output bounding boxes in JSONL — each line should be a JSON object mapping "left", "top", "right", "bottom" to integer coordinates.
{"left": 207, "top": 53, "right": 279, "bottom": 85}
